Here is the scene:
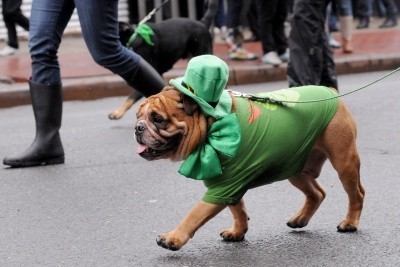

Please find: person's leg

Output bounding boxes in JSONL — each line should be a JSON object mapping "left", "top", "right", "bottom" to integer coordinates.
{"left": 356, "top": 0, "right": 371, "bottom": 28}
{"left": 337, "top": 0, "right": 353, "bottom": 53}
{"left": 1, "top": 0, "right": 20, "bottom": 49}
{"left": 287, "top": 0, "right": 337, "bottom": 88}
{"left": 256, "top": 0, "right": 282, "bottom": 66}
{"left": 226, "top": 0, "right": 242, "bottom": 29}
{"left": 379, "top": 0, "right": 398, "bottom": 28}
{"left": 256, "top": 0, "right": 277, "bottom": 54}
{"left": 272, "top": 0, "right": 289, "bottom": 55}
{"left": 5, "top": 0, "right": 29, "bottom": 30}
{"left": 74, "top": 0, "right": 164, "bottom": 97}
{"left": 3, "top": 0, "right": 74, "bottom": 167}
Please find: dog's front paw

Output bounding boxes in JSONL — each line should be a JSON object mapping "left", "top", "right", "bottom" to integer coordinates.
{"left": 287, "top": 214, "right": 309, "bottom": 229}
{"left": 156, "top": 235, "right": 181, "bottom": 251}
{"left": 220, "top": 229, "right": 246, "bottom": 242}
{"left": 156, "top": 231, "right": 190, "bottom": 251}
{"left": 337, "top": 220, "right": 358, "bottom": 232}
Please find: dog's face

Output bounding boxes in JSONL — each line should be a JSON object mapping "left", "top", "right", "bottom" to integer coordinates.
{"left": 135, "top": 87, "right": 208, "bottom": 161}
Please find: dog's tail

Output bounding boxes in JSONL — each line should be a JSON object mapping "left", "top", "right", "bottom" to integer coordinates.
{"left": 200, "top": 0, "right": 219, "bottom": 28}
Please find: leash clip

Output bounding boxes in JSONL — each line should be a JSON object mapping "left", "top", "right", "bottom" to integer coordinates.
{"left": 228, "top": 90, "right": 284, "bottom": 105}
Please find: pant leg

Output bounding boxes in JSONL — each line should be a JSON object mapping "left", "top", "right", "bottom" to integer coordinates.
{"left": 382, "top": 0, "right": 398, "bottom": 18}
{"left": 29, "top": 0, "right": 75, "bottom": 84}
{"left": 272, "top": 0, "right": 288, "bottom": 55}
{"left": 226, "top": 0, "right": 243, "bottom": 28}
{"left": 255, "top": 0, "right": 278, "bottom": 54}
{"left": 287, "top": 0, "right": 338, "bottom": 88}
{"left": 336, "top": 0, "right": 353, "bottom": 16}
{"left": 2, "top": 0, "right": 24, "bottom": 48}
{"left": 74, "top": 0, "right": 140, "bottom": 83}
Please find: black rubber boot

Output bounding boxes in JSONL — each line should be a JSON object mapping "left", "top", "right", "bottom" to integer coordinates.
{"left": 128, "top": 58, "right": 165, "bottom": 98}
{"left": 3, "top": 81, "right": 65, "bottom": 167}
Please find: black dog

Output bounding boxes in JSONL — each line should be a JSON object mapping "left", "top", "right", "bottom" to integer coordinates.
{"left": 108, "top": 0, "right": 218, "bottom": 120}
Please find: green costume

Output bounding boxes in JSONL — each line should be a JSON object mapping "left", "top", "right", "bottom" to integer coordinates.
{"left": 202, "top": 86, "right": 339, "bottom": 205}
{"left": 169, "top": 55, "right": 339, "bottom": 206}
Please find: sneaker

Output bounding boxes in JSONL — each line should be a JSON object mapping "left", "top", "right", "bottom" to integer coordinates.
{"left": 328, "top": 36, "right": 341, "bottom": 49}
{"left": 261, "top": 51, "right": 282, "bottom": 67}
{"left": 229, "top": 47, "right": 258, "bottom": 61}
{"left": 379, "top": 18, "right": 398, "bottom": 28}
{"left": 279, "top": 49, "right": 290, "bottom": 62}
{"left": 356, "top": 17, "right": 369, "bottom": 29}
{"left": 0, "top": 45, "right": 17, "bottom": 56}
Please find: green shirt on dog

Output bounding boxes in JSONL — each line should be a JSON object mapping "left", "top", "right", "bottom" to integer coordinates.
{"left": 202, "top": 86, "right": 339, "bottom": 205}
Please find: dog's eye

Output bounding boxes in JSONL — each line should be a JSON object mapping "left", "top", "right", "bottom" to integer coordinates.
{"left": 151, "top": 113, "right": 165, "bottom": 124}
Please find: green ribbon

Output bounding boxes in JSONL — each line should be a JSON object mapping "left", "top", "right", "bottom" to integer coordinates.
{"left": 126, "top": 23, "right": 155, "bottom": 47}
{"left": 178, "top": 113, "right": 241, "bottom": 180}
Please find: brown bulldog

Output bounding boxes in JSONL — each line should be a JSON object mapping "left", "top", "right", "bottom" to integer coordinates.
{"left": 134, "top": 55, "right": 364, "bottom": 251}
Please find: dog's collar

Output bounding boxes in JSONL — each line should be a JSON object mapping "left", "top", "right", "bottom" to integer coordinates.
{"left": 126, "top": 23, "right": 155, "bottom": 47}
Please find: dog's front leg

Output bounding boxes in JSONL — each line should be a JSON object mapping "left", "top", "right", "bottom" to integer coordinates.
{"left": 220, "top": 198, "right": 249, "bottom": 242}
{"left": 157, "top": 201, "right": 226, "bottom": 251}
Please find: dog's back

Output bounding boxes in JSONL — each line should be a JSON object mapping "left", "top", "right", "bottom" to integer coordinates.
{"left": 121, "top": 0, "right": 218, "bottom": 74}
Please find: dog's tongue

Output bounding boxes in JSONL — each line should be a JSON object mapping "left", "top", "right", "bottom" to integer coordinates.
{"left": 136, "top": 144, "right": 148, "bottom": 154}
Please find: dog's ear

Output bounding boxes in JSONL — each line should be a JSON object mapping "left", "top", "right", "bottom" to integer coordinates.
{"left": 182, "top": 94, "right": 199, "bottom": 115}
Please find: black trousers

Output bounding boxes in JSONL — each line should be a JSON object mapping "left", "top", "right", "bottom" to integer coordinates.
{"left": 226, "top": 0, "right": 242, "bottom": 29}
{"left": 2, "top": 0, "right": 29, "bottom": 48}
{"left": 255, "top": 0, "right": 288, "bottom": 55}
{"left": 287, "top": 0, "right": 338, "bottom": 89}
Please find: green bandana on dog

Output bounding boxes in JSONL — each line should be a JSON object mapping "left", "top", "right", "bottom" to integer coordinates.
{"left": 126, "top": 23, "right": 154, "bottom": 47}
{"left": 170, "top": 55, "right": 241, "bottom": 180}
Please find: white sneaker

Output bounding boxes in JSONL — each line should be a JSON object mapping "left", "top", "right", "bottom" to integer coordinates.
{"left": 328, "top": 36, "right": 341, "bottom": 49}
{"left": 0, "top": 46, "right": 17, "bottom": 56}
{"left": 279, "top": 49, "right": 290, "bottom": 62}
{"left": 262, "top": 51, "right": 282, "bottom": 67}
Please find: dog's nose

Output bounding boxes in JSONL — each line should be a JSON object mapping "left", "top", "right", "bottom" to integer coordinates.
{"left": 135, "top": 121, "right": 146, "bottom": 134}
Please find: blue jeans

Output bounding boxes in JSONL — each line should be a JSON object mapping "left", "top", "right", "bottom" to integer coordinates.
{"left": 29, "top": 0, "right": 140, "bottom": 85}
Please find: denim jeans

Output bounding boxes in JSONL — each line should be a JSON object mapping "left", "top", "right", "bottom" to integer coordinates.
{"left": 29, "top": 0, "right": 140, "bottom": 85}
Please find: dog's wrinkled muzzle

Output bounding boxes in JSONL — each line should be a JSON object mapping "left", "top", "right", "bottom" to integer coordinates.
{"left": 135, "top": 120, "right": 147, "bottom": 137}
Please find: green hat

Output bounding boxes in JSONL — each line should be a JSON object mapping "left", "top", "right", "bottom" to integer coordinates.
{"left": 170, "top": 55, "right": 232, "bottom": 118}
{"left": 169, "top": 55, "right": 241, "bottom": 180}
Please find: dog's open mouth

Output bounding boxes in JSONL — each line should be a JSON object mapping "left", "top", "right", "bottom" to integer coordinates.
{"left": 136, "top": 144, "right": 158, "bottom": 157}
{"left": 136, "top": 135, "right": 182, "bottom": 160}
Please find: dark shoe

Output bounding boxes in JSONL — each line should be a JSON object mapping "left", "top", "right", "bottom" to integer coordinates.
{"left": 379, "top": 18, "right": 398, "bottom": 28}
{"left": 3, "top": 81, "right": 65, "bottom": 167}
{"left": 356, "top": 18, "right": 369, "bottom": 29}
{"left": 128, "top": 58, "right": 165, "bottom": 98}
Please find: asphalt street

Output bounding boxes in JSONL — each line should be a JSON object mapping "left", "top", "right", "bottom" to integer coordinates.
{"left": 0, "top": 71, "right": 400, "bottom": 266}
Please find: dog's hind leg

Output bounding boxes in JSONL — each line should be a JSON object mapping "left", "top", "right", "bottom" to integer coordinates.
{"left": 220, "top": 198, "right": 249, "bottom": 242}
{"left": 333, "top": 148, "right": 364, "bottom": 232}
{"left": 287, "top": 149, "right": 327, "bottom": 228}
{"left": 108, "top": 90, "right": 143, "bottom": 120}
{"left": 320, "top": 101, "right": 364, "bottom": 232}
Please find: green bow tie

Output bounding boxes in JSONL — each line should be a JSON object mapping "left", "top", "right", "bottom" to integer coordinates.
{"left": 126, "top": 23, "right": 154, "bottom": 47}
{"left": 178, "top": 113, "right": 241, "bottom": 180}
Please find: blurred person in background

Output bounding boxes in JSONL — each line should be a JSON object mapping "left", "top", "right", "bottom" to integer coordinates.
{"left": 0, "top": 0, "right": 29, "bottom": 56}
